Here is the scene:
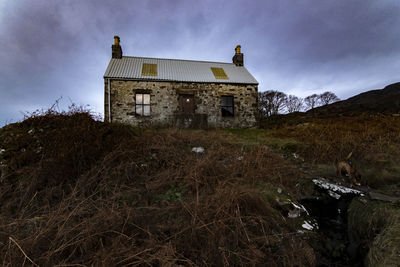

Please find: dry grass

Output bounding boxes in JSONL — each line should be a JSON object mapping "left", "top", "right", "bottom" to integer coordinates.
{"left": 263, "top": 114, "right": 400, "bottom": 161}
{"left": 0, "top": 111, "right": 315, "bottom": 266}
{"left": 257, "top": 113, "right": 400, "bottom": 188}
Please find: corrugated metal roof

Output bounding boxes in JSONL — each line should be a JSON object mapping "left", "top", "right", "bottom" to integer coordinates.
{"left": 104, "top": 56, "right": 258, "bottom": 84}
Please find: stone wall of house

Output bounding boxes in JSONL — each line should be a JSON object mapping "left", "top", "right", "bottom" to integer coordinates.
{"left": 104, "top": 79, "right": 258, "bottom": 128}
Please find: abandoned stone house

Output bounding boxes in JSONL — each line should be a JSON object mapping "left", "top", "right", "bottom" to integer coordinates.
{"left": 104, "top": 36, "right": 258, "bottom": 128}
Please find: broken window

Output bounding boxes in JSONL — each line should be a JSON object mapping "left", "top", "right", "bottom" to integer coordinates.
{"left": 135, "top": 93, "right": 150, "bottom": 116}
{"left": 221, "top": 96, "right": 234, "bottom": 117}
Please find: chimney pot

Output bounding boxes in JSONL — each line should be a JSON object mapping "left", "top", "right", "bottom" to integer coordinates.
{"left": 114, "top": 35, "right": 120, "bottom": 45}
{"left": 235, "top": 45, "right": 241, "bottom": 54}
{"left": 112, "top": 35, "right": 122, "bottom": 59}
{"left": 232, "top": 45, "right": 243, "bottom": 66}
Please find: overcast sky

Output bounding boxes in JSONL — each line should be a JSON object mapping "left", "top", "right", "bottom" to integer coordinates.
{"left": 1, "top": 0, "right": 399, "bottom": 125}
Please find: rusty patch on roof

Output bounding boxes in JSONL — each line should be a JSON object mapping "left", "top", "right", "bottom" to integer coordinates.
{"left": 211, "top": 67, "right": 229, "bottom": 80}
{"left": 141, "top": 63, "right": 158, "bottom": 76}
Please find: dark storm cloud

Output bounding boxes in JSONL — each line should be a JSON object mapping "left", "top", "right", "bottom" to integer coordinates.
{"left": 1, "top": 0, "right": 399, "bottom": 125}
{"left": 0, "top": 0, "right": 117, "bottom": 124}
{"left": 266, "top": 1, "right": 400, "bottom": 62}
{"left": 238, "top": 0, "right": 400, "bottom": 97}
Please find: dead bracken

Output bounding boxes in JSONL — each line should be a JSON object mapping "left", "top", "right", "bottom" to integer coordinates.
{"left": 1, "top": 107, "right": 399, "bottom": 266}
{"left": 0, "top": 109, "right": 315, "bottom": 266}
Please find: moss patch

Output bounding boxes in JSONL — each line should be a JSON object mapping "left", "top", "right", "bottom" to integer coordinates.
{"left": 348, "top": 198, "right": 400, "bottom": 267}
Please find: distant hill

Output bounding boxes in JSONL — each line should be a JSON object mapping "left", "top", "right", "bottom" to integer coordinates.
{"left": 309, "top": 82, "right": 400, "bottom": 115}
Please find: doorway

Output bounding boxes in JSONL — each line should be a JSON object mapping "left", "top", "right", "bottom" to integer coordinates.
{"left": 179, "top": 94, "right": 195, "bottom": 114}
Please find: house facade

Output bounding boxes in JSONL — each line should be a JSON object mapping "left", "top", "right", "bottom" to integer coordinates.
{"left": 104, "top": 36, "right": 258, "bottom": 128}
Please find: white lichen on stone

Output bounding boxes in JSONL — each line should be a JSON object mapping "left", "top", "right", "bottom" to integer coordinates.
{"left": 328, "top": 190, "right": 341, "bottom": 199}
{"left": 302, "top": 221, "right": 314, "bottom": 230}
{"left": 288, "top": 209, "right": 301, "bottom": 218}
{"left": 312, "top": 178, "right": 364, "bottom": 196}
{"left": 292, "top": 202, "right": 309, "bottom": 215}
{"left": 302, "top": 220, "right": 319, "bottom": 230}
{"left": 192, "top": 147, "right": 204, "bottom": 153}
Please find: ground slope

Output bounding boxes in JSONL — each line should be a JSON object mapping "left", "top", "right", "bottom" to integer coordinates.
{"left": 0, "top": 111, "right": 315, "bottom": 266}
{"left": 310, "top": 82, "right": 400, "bottom": 115}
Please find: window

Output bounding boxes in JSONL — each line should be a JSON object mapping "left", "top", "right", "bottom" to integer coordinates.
{"left": 221, "top": 96, "right": 234, "bottom": 117}
{"left": 211, "top": 67, "right": 229, "bottom": 79}
{"left": 135, "top": 93, "right": 150, "bottom": 116}
{"left": 141, "top": 63, "right": 158, "bottom": 76}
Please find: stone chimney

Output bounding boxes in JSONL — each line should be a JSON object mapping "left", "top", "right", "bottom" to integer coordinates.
{"left": 232, "top": 45, "right": 243, "bottom": 66}
{"left": 112, "top": 35, "right": 122, "bottom": 59}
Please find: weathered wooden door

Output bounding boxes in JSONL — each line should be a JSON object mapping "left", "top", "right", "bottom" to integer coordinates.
{"left": 179, "top": 94, "right": 195, "bottom": 114}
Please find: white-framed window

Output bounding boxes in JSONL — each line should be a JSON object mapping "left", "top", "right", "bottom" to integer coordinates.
{"left": 135, "top": 93, "right": 150, "bottom": 116}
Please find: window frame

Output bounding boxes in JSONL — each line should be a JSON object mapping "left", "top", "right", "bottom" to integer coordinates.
{"left": 135, "top": 93, "right": 151, "bottom": 116}
{"left": 221, "top": 95, "right": 234, "bottom": 117}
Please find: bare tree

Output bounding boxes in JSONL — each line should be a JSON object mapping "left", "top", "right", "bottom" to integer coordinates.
{"left": 258, "top": 91, "right": 271, "bottom": 118}
{"left": 304, "top": 94, "right": 320, "bottom": 110}
{"left": 270, "top": 91, "right": 288, "bottom": 115}
{"left": 285, "top": 95, "right": 303, "bottom": 113}
{"left": 258, "top": 90, "right": 288, "bottom": 117}
{"left": 319, "top": 91, "right": 340, "bottom": 105}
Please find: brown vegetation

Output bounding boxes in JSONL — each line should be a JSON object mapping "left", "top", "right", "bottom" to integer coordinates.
{"left": 2, "top": 107, "right": 399, "bottom": 266}
{"left": 0, "top": 110, "right": 315, "bottom": 266}
{"left": 263, "top": 114, "right": 400, "bottom": 161}
{"left": 260, "top": 113, "right": 400, "bottom": 188}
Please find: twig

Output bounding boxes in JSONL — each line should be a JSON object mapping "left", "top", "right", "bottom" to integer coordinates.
{"left": 181, "top": 202, "right": 213, "bottom": 235}
{"left": 19, "top": 191, "right": 38, "bottom": 219}
{"left": 116, "top": 248, "right": 154, "bottom": 265}
{"left": 9, "top": 236, "right": 39, "bottom": 267}
{"left": 237, "top": 204, "right": 250, "bottom": 242}
{"left": 54, "top": 264, "right": 86, "bottom": 267}
{"left": 121, "top": 209, "right": 131, "bottom": 234}
{"left": 56, "top": 190, "right": 98, "bottom": 238}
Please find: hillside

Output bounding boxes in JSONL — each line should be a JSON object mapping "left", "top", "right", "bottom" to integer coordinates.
{"left": 1, "top": 109, "right": 399, "bottom": 266}
{"left": 310, "top": 82, "right": 400, "bottom": 115}
{"left": 0, "top": 111, "right": 316, "bottom": 266}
